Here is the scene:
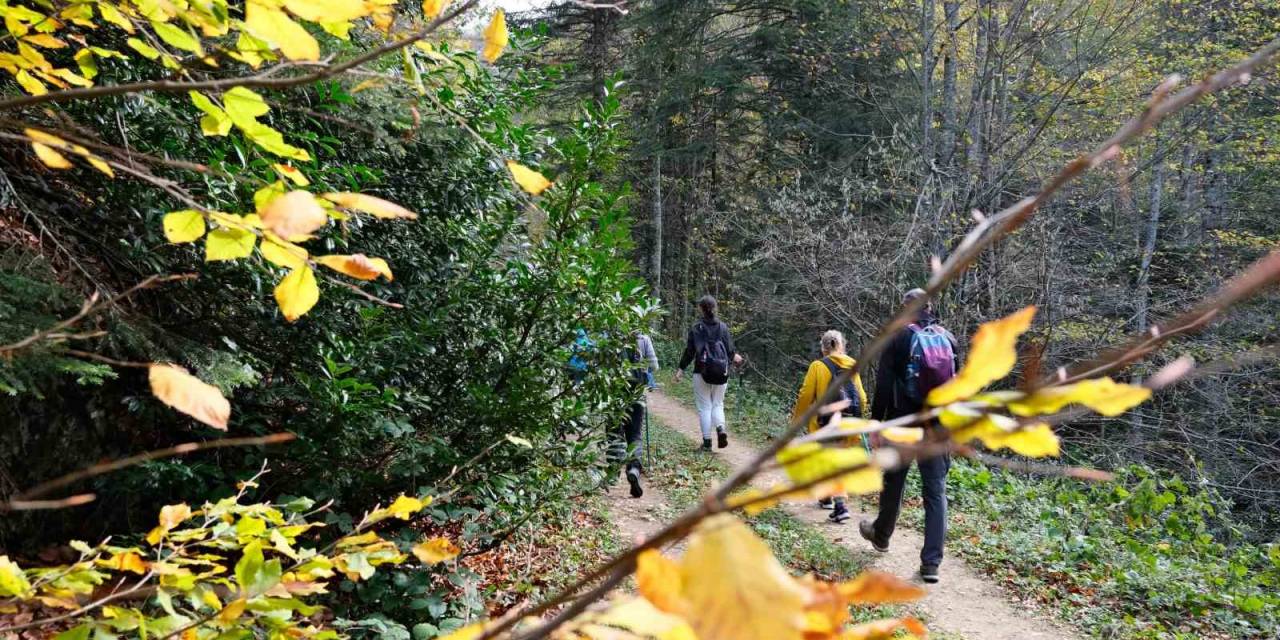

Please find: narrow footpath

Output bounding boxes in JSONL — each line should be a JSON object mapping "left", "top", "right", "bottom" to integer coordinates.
{"left": 629, "top": 389, "right": 1083, "bottom": 640}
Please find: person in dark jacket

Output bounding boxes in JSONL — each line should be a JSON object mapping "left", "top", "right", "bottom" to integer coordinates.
{"left": 675, "top": 295, "right": 743, "bottom": 451}
{"left": 609, "top": 332, "right": 659, "bottom": 498}
{"left": 860, "top": 288, "right": 959, "bottom": 585}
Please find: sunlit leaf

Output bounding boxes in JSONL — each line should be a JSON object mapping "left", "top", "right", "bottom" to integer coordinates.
{"left": 244, "top": 1, "right": 320, "bottom": 61}
{"left": 593, "top": 598, "right": 697, "bottom": 640}
{"left": 283, "top": 0, "right": 372, "bottom": 22}
{"left": 205, "top": 228, "right": 257, "bottom": 262}
{"left": 504, "top": 434, "right": 532, "bottom": 448}
{"left": 274, "top": 266, "right": 320, "bottom": 322}
{"left": 0, "top": 556, "right": 31, "bottom": 598}
{"left": 966, "top": 419, "right": 1060, "bottom": 458}
{"left": 261, "top": 190, "right": 328, "bottom": 238}
{"left": 636, "top": 549, "right": 684, "bottom": 614}
{"left": 422, "top": 0, "right": 449, "bottom": 19}
{"left": 21, "top": 34, "right": 67, "bottom": 49}
{"left": 411, "top": 537, "right": 460, "bottom": 564}
{"left": 776, "top": 442, "right": 882, "bottom": 496}
{"left": 506, "top": 160, "right": 553, "bottom": 195}
{"left": 260, "top": 236, "right": 309, "bottom": 270}
{"left": 1008, "top": 377, "right": 1151, "bottom": 417}
{"left": 481, "top": 9, "right": 507, "bottom": 63}
{"left": 273, "top": 163, "right": 310, "bottom": 186}
{"left": 927, "top": 306, "right": 1037, "bottom": 406}
{"left": 31, "top": 142, "right": 72, "bottom": 169}
{"left": 837, "top": 571, "right": 926, "bottom": 604}
{"left": 843, "top": 617, "right": 928, "bottom": 640}
{"left": 126, "top": 37, "right": 161, "bottom": 60}
{"left": 74, "top": 48, "right": 98, "bottom": 79}
{"left": 222, "top": 86, "right": 271, "bottom": 125}
{"left": 879, "top": 426, "right": 923, "bottom": 443}
{"left": 218, "top": 597, "right": 247, "bottom": 624}
{"left": 147, "top": 503, "right": 194, "bottom": 544}
{"left": 151, "top": 21, "right": 202, "bottom": 54}
{"left": 149, "top": 364, "right": 231, "bottom": 430}
{"left": 314, "top": 254, "right": 392, "bottom": 281}
{"left": 190, "top": 91, "right": 233, "bottom": 136}
{"left": 436, "top": 623, "right": 485, "bottom": 640}
{"left": 14, "top": 69, "right": 47, "bottom": 95}
{"left": 163, "top": 210, "right": 207, "bottom": 243}
{"left": 98, "top": 3, "right": 136, "bottom": 33}
{"left": 321, "top": 192, "right": 418, "bottom": 219}
{"left": 100, "top": 552, "right": 148, "bottom": 575}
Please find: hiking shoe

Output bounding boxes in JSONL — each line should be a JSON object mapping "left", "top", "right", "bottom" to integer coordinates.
{"left": 701, "top": 438, "right": 713, "bottom": 452}
{"left": 817, "top": 497, "right": 834, "bottom": 510}
{"left": 858, "top": 520, "right": 889, "bottom": 553}
{"left": 828, "top": 503, "right": 851, "bottom": 524}
{"left": 920, "top": 565, "right": 940, "bottom": 584}
{"left": 627, "top": 467, "right": 643, "bottom": 498}
{"left": 717, "top": 429, "right": 729, "bottom": 448}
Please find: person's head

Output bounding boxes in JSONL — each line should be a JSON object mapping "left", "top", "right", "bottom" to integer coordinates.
{"left": 819, "top": 329, "right": 846, "bottom": 356}
{"left": 902, "top": 287, "right": 934, "bottom": 319}
{"left": 696, "top": 295, "right": 718, "bottom": 321}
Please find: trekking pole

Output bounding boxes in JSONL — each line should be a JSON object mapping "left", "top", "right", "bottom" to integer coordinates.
{"left": 644, "top": 391, "right": 651, "bottom": 469}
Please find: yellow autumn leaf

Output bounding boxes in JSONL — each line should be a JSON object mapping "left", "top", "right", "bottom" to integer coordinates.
{"left": 259, "top": 236, "right": 309, "bottom": 270}
{"left": 14, "top": 70, "right": 47, "bottom": 95}
{"left": 261, "top": 190, "right": 328, "bottom": 238}
{"left": 843, "top": 617, "right": 929, "bottom": 640}
{"left": 725, "top": 486, "right": 780, "bottom": 516}
{"left": 927, "top": 306, "right": 1037, "bottom": 406}
{"left": 75, "top": 48, "right": 98, "bottom": 79}
{"left": 273, "top": 163, "right": 310, "bottom": 186}
{"left": 1008, "top": 377, "right": 1151, "bottom": 417}
{"left": 423, "top": 0, "right": 449, "bottom": 18}
{"left": 593, "top": 598, "right": 698, "bottom": 640}
{"left": 100, "top": 552, "right": 148, "bottom": 574}
{"left": 218, "top": 597, "right": 247, "bottom": 624}
{"left": 205, "top": 228, "right": 257, "bottom": 261}
{"left": 505, "top": 160, "right": 553, "bottom": 195}
{"left": 31, "top": 142, "right": 72, "bottom": 169}
{"left": 149, "top": 364, "right": 232, "bottom": 430}
{"left": 49, "top": 68, "right": 93, "bottom": 88}
{"left": 678, "top": 514, "right": 809, "bottom": 640}
{"left": 436, "top": 623, "right": 485, "bottom": 640}
{"left": 282, "top": 0, "right": 372, "bottom": 22}
{"left": 837, "top": 571, "right": 926, "bottom": 604}
{"left": 879, "top": 426, "right": 924, "bottom": 443}
{"left": 0, "top": 556, "right": 32, "bottom": 598}
{"left": 321, "top": 192, "right": 418, "bottom": 219}
{"left": 151, "top": 20, "right": 202, "bottom": 54}
{"left": 190, "top": 91, "right": 233, "bottom": 136}
{"left": 274, "top": 266, "right": 320, "bottom": 322}
{"left": 98, "top": 3, "right": 136, "bottom": 33}
{"left": 481, "top": 9, "right": 508, "bottom": 63}
{"left": 244, "top": 1, "right": 319, "bottom": 61}
{"left": 776, "top": 442, "right": 882, "bottom": 495}
{"left": 126, "top": 37, "right": 161, "bottom": 60}
{"left": 978, "top": 421, "right": 1060, "bottom": 457}
{"left": 315, "top": 254, "right": 393, "bottom": 281}
{"left": 21, "top": 34, "right": 67, "bottom": 49}
{"left": 163, "top": 210, "right": 207, "bottom": 244}
{"left": 411, "top": 537, "right": 460, "bottom": 564}
{"left": 147, "top": 503, "right": 194, "bottom": 544}
{"left": 636, "top": 549, "right": 684, "bottom": 614}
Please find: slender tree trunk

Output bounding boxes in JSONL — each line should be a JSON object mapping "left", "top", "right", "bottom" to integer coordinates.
{"left": 940, "top": 0, "right": 959, "bottom": 167}
{"left": 1130, "top": 132, "right": 1167, "bottom": 462}
{"left": 920, "top": 0, "right": 936, "bottom": 165}
{"left": 651, "top": 151, "right": 664, "bottom": 303}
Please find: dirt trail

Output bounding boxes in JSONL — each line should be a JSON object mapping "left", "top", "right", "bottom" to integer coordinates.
{"left": 643, "top": 390, "right": 1082, "bottom": 640}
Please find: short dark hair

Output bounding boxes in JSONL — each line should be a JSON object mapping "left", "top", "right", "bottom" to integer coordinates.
{"left": 696, "top": 295, "right": 717, "bottom": 320}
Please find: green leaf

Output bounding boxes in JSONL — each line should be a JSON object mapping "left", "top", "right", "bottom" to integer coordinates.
{"left": 234, "top": 542, "right": 282, "bottom": 597}
{"left": 54, "top": 625, "right": 92, "bottom": 640}
{"left": 150, "top": 21, "right": 202, "bottom": 54}
{"left": 0, "top": 556, "right": 31, "bottom": 598}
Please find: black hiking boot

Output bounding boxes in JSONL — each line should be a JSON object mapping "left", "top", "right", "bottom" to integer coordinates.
{"left": 828, "top": 501, "right": 850, "bottom": 524}
{"left": 920, "top": 565, "right": 940, "bottom": 584}
{"left": 858, "top": 520, "right": 889, "bottom": 553}
{"left": 817, "top": 497, "right": 834, "bottom": 510}
{"left": 701, "top": 438, "right": 713, "bottom": 452}
{"left": 627, "top": 467, "right": 643, "bottom": 498}
{"left": 717, "top": 429, "right": 729, "bottom": 449}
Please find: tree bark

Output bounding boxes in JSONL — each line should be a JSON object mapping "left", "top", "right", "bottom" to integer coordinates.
{"left": 651, "top": 151, "right": 664, "bottom": 303}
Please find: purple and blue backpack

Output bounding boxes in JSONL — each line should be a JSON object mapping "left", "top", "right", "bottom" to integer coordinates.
{"left": 904, "top": 323, "right": 956, "bottom": 403}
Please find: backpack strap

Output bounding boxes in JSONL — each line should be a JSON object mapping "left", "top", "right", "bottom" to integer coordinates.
{"left": 820, "top": 357, "right": 842, "bottom": 379}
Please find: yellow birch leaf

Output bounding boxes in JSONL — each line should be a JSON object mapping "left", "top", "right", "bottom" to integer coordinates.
{"left": 21, "top": 34, "right": 67, "bottom": 49}
{"left": 976, "top": 422, "right": 1060, "bottom": 458}
{"left": 595, "top": 598, "right": 698, "bottom": 640}
{"left": 74, "top": 49, "right": 98, "bottom": 79}
{"left": 244, "top": 2, "right": 320, "bottom": 62}
{"left": 217, "top": 598, "right": 247, "bottom": 624}
{"left": 101, "top": 552, "right": 148, "bottom": 574}
{"left": 261, "top": 190, "right": 327, "bottom": 238}
{"left": 350, "top": 78, "right": 387, "bottom": 93}
{"left": 148, "top": 503, "right": 193, "bottom": 544}
{"left": 678, "top": 515, "right": 808, "bottom": 640}
{"left": 205, "top": 228, "right": 257, "bottom": 261}
{"left": 242, "top": 122, "right": 312, "bottom": 161}
{"left": 0, "top": 556, "right": 32, "bottom": 598}
{"left": 222, "top": 86, "right": 270, "bottom": 125}
{"left": 1008, "top": 377, "right": 1151, "bottom": 418}
{"left": 274, "top": 266, "right": 320, "bottom": 322}
{"left": 254, "top": 180, "right": 287, "bottom": 211}
{"left": 636, "top": 549, "right": 684, "bottom": 614}
{"left": 317, "top": 20, "right": 352, "bottom": 40}
{"left": 843, "top": 617, "right": 928, "bottom": 640}
{"left": 273, "top": 163, "right": 309, "bottom": 186}
{"left": 387, "top": 494, "right": 427, "bottom": 519}
{"left": 411, "top": 537, "right": 460, "bottom": 564}
{"left": 149, "top": 364, "right": 231, "bottom": 430}
{"left": 505, "top": 160, "right": 553, "bottom": 195}
{"left": 99, "top": 3, "right": 136, "bottom": 33}
{"left": 15, "top": 70, "right": 47, "bottom": 95}
{"left": 321, "top": 192, "right": 418, "bottom": 219}
{"left": 725, "top": 487, "right": 779, "bottom": 516}
{"left": 927, "top": 306, "right": 1037, "bottom": 406}
{"left": 436, "top": 623, "right": 484, "bottom": 640}
{"left": 879, "top": 426, "right": 924, "bottom": 443}
{"left": 422, "top": 0, "right": 449, "bottom": 18}
{"left": 259, "top": 236, "right": 309, "bottom": 270}
{"left": 190, "top": 91, "right": 233, "bottom": 136}
{"left": 314, "top": 254, "right": 392, "bottom": 281}
{"left": 282, "top": 0, "right": 372, "bottom": 22}
{"left": 151, "top": 21, "right": 202, "bottom": 54}
{"left": 163, "top": 210, "right": 206, "bottom": 243}
{"left": 126, "top": 37, "right": 161, "bottom": 60}
{"left": 49, "top": 68, "right": 92, "bottom": 88}
{"left": 481, "top": 9, "right": 507, "bottom": 63}
{"left": 31, "top": 142, "right": 72, "bottom": 169}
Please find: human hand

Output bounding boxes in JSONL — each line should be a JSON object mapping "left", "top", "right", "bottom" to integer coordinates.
{"left": 674, "top": 369, "right": 684, "bottom": 382}
{"left": 733, "top": 353, "right": 744, "bottom": 365}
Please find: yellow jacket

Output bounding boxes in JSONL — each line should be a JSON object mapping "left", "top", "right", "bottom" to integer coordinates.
{"left": 792, "top": 353, "right": 870, "bottom": 434}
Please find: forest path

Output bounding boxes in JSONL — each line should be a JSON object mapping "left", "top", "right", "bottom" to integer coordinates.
{"left": 639, "top": 389, "right": 1082, "bottom": 640}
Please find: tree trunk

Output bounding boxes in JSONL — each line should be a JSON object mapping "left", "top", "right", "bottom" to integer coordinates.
{"left": 1130, "top": 132, "right": 1167, "bottom": 462}
{"left": 651, "top": 151, "right": 664, "bottom": 303}
{"left": 940, "top": 0, "right": 959, "bottom": 167}
{"left": 920, "top": 0, "right": 936, "bottom": 165}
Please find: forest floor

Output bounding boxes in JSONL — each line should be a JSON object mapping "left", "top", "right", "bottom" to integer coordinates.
{"left": 600, "top": 389, "right": 1083, "bottom": 640}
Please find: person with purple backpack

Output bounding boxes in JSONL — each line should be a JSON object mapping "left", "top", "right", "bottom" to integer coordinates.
{"left": 860, "top": 288, "right": 959, "bottom": 584}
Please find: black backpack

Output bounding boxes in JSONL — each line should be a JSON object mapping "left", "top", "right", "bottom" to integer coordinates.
{"left": 695, "top": 321, "right": 731, "bottom": 385}
{"left": 818, "top": 357, "right": 861, "bottom": 421}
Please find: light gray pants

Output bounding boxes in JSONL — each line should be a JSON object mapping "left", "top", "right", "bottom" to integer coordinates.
{"left": 692, "top": 374, "right": 727, "bottom": 439}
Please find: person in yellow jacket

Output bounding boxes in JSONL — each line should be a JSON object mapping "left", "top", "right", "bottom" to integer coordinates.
{"left": 792, "top": 329, "right": 869, "bottom": 524}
